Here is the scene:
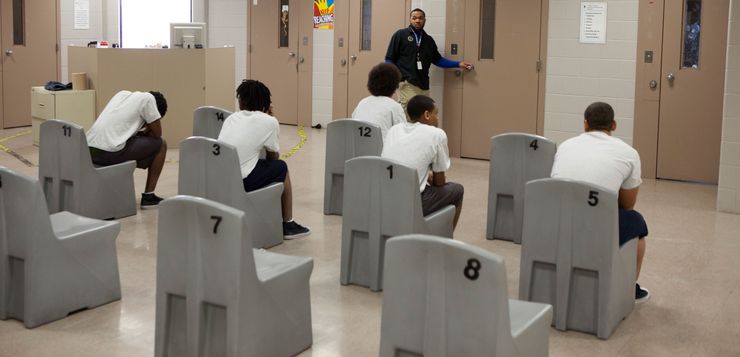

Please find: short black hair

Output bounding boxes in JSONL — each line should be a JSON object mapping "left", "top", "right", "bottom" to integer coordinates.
{"left": 148, "top": 91, "right": 167, "bottom": 118}
{"left": 367, "top": 63, "right": 401, "bottom": 97}
{"left": 410, "top": 8, "right": 425, "bottom": 17}
{"left": 406, "top": 95, "right": 436, "bottom": 122}
{"left": 584, "top": 102, "right": 615, "bottom": 131}
{"left": 236, "top": 79, "right": 272, "bottom": 112}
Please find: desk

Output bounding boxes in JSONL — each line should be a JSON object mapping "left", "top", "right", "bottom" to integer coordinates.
{"left": 68, "top": 47, "right": 235, "bottom": 147}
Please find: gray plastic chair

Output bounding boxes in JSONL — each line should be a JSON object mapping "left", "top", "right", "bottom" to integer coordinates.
{"left": 193, "top": 106, "right": 232, "bottom": 138}
{"left": 39, "top": 119, "right": 137, "bottom": 220}
{"left": 324, "top": 119, "right": 383, "bottom": 215}
{"left": 178, "top": 137, "right": 284, "bottom": 249}
{"left": 380, "top": 234, "right": 553, "bottom": 356}
{"left": 154, "top": 195, "right": 313, "bottom": 357}
{"left": 340, "top": 156, "right": 455, "bottom": 291}
{"left": 0, "top": 167, "right": 121, "bottom": 328}
{"left": 519, "top": 178, "right": 637, "bottom": 339}
{"left": 487, "top": 133, "right": 556, "bottom": 244}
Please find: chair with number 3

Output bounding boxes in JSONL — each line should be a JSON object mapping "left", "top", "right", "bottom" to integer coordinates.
{"left": 380, "top": 234, "right": 552, "bottom": 356}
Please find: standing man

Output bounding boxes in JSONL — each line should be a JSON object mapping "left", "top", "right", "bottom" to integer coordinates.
{"left": 385, "top": 8, "right": 474, "bottom": 112}
{"left": 551, "top": 102, "right": 650, "bottom": 303}
{"left": 87, "top": 90, "right": 168, "bottom": 209}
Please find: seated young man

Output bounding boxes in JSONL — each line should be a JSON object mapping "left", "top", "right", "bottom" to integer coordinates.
{"left": 381, "top": 95, "right": 464, "bottom": 228}
{"left": 551, "top": 101, "right": 650, "bottom": 303}
{"left": 218, "top": 79, "right": 310, "bottom": 239}
{"left": 86, "top": 90, "right": 168, "bottom": 209}
{"left": 351, "top": 63, "right": 406, "bottom": 140}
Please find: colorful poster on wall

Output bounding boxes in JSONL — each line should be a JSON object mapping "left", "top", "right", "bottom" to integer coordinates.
{"left": 313, "top": 0, "right": 335, "bottom": 29}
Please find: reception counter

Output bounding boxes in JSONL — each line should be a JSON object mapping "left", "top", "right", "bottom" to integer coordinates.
{"left": 68, "top": 47, "right": 236, "bottom": 147}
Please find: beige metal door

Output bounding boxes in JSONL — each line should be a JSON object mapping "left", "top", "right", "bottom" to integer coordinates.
{"left": 657, "top": 0, "right": 728, "bottom": 183}
{"left": 249, "top": 0, "right": 312, "bottom": 126}
{"left": 1, "top": 0, "right": 58, "bottom": 128}
{"left": 443, "top": 0, "right": 545, "bottom": 159}
{"left": 332, "top": 0, "right": 409, "bottom": 118}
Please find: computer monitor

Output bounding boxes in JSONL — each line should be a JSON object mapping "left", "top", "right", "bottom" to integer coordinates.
{"left": 170, "top": 22, "right": 207, "bottom": 49}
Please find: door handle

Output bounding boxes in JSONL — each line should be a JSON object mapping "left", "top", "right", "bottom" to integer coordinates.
{"left": 4, "top": 50, "right": 12, "bottom": 56}
{"left": 454, "top": 70, "right": 462, "bottom": 77}
{"left": 340, "top": 59, "right": 347, "bottom": 66}
{"left": 299, "top": 57, "right": 305, "bottom": 64}
{"left": 666, "top": 72, "right": 675, "bottom": 83}
{"left": 649, "top": 80, "right": 657, "bottom": 89}
{"left": 288, "top": 52, "right": 296, "bottom": 57}
{"left": 350, "top": 54, "right": 357, "bottom": 62}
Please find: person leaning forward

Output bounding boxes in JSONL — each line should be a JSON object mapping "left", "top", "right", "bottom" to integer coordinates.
{"left": 385, "top": 8, "right": 474, "bottom": 113}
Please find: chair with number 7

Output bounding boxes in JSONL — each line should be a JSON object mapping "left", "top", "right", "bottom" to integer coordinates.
{"left": 486, "top": 133, "right": 556, "bottom": 244}
{"left": 380, "top": 234, "right": 553, "bottom": 356}
{"left": 323, "top": 119, "right": 383, "bottom": 215}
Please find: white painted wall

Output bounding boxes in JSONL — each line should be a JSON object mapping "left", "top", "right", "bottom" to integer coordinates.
{"left": 544, "top": 0, "right": 639, "bottom": 145}
{"left": 312, "top": 29, "right": 334, "bottom": 127}
{"left": 205, "top": 0, "right": 248, "bottom": 98}
{"left": 59, "top": 0, "right": 118, "bottom": 82}
{"left": 719, "top": 0, "right": 740, "bottom": 213}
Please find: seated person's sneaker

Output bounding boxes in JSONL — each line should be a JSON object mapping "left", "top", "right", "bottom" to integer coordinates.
{"left": 283, "top": 221, "right": 311, "bottom": 239}
{"left": 635, "top": 283, "right": 650, "bottom": 304}
{"left": 141, "top": 193, "right": 164, "bottom": 209}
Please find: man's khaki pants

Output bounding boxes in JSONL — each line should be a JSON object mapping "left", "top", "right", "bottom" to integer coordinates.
{"left": 398, "top": 81, "right": 430, "bottom": 119}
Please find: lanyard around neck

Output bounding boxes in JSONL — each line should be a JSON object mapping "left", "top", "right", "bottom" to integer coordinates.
{"left": 412, "top": 30, "right": 422, "bottom": 47}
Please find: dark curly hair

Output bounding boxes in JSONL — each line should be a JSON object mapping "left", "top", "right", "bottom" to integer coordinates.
{"left": 367, "top": 63, "right": 401, "bottom": 97}
{"left": 148, "top": 91, "right": 167, "bottom": 118}
{"left": 236, "top": 79, "right": 272, "bottom": 112}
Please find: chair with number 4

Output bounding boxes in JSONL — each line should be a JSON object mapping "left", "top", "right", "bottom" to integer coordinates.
{"left": 486, "top": 133, "right": 556, "bottom": 244}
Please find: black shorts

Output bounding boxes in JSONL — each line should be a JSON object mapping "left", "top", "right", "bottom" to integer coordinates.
{"left": 90, "top": 135, "right": 162, "bottom": 169}
{"left": 242, "top": 159, "right": 288, "bottom": 192}
{"left": 420, "top": 182, "right": 464, "bottom": 216}
{"left": 619, "top": 208, "right": 649, "bottom": 246}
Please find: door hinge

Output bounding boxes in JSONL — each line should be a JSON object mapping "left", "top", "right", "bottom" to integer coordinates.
{"left": 536, "top": 60, "right": 542, "bottom": 72}
{"left": 248, "top": 44, "right": 252, "bottom": 53}
{"left": 56, "top": 43, "right": 60, "bottom": 52}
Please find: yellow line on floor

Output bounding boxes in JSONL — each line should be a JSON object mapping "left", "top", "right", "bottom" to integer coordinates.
{"left": 0, "top": 129, "right": 31, "bottom": 143}
{"left": 280, "top": 126, "right": 307, "bottom": 160}
{"left": 0, "top": 143, "right": 35, "bottom": 167}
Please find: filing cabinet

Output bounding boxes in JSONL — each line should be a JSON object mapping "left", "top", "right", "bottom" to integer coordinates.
{"left": 31, "top": 87, "right": 95, "bottom": 145}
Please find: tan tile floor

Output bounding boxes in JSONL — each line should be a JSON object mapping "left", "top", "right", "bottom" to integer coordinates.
{"left": 1, "top": 125, "right": 739, "bottom": 356}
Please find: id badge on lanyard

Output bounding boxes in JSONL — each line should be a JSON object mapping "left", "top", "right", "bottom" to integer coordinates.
{"left": 414, "top": 31, "right": 423, "bottom": 70}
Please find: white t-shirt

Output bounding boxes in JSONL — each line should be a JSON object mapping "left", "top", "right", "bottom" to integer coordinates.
{"left": 217, "top": 110, "right": 280, "bottom": 178}
{"left": 551, "top": 131, "right": 642, "bottom": 193}
{"left": 381, "top": 122, "right": 451, "bottom": 192}
{"left": 352, "top": 96, "right": 407, "bottom": 140}
{"left": 86, "top": 91, "right": 161, "bottom": 152}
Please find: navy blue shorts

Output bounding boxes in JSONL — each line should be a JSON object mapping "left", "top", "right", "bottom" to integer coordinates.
{"left": 619, "top": 208, "right": 648, "bottom": 246}
{"left": 242, "top": 159, "right": 288, "bottom": 192}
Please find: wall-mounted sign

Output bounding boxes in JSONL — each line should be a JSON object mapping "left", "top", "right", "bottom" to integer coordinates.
{"left": 313, "top": 0, "right": 335, "bottom": 29}
{"left": 74, "top": 0, "right": 90, "bottom": 30}
{"left": 579, "top": 2, "right": 607, "bottom": 44}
